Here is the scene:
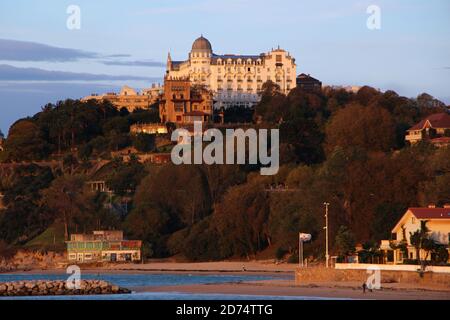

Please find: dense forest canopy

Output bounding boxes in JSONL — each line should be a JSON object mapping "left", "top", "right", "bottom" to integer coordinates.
{"left": 0, "top": 83, "right": 449, "bottom": 262}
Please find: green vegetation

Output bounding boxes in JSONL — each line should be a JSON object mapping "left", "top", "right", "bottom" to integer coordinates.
{"left": 0, "top": 85, "right": 449, "bottom": 263}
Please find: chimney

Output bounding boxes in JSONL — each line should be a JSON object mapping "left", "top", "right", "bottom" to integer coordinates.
{"left": 428, "top": 204, "right": 436, "bottom": 208}
{"left": 443, "top": 204, "right": 450, "bottom": 209}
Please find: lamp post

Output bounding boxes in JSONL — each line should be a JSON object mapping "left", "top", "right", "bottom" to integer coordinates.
{"left": 323, "top": 202, "right": 330, "bottom": 268}
{"left": 298, "top": 233, "right": 311, "bottom": 268}
{"left": 299, "top": 233, "right": 303, "bottom": 268}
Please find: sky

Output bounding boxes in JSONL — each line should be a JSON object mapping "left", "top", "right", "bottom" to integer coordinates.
{"left": 0, "top": 0, "right": 449, "bottom": 134}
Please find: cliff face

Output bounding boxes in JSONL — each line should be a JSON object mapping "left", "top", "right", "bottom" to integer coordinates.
{"left": 0, "top": 250, "right": 65, "bottom": 272}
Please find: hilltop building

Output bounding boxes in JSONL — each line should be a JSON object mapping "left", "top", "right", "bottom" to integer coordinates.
{"left": 165, "top": 36, "right": 297, "bottom": 109}
{"left": 405, "top": 112, "right": 450, "bottom": 146}
{"left": 130, "top": 123, "right": 168, "bottom": 135}
{"left": 380, "top": 205, "right": 450, "bottom": 264}
{"left": 159, "top": 76, "right": 213, "bottom": 124}
{"left": 81, "top": 84, "right": 162, "bottom": 112}
{"left": 296, "top": 73, "right": 322, "bottom": 92}
{"left": 66, "top": 230, "right": 141, "bottom": 263}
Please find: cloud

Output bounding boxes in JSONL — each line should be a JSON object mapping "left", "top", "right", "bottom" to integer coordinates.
{"left": 0, "top": 64, "right": 158, "bottom": 81}
{"left": 100, "top": 59, "right": 165, "bottom": 67}
{"left": 0, "top": 39, "right": 135, "bottom": 62}
{"left": 0, "top": 39, "right": 100, "bottom": 62}
{"left": 104, "top": 54, "right": 132, "bottom": 58}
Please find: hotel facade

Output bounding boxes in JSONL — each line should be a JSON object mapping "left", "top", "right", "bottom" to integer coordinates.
{"left": 166, "top": 36, "right": 297, "bottom": 109}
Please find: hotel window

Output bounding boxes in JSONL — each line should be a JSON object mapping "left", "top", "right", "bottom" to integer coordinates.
{"left": 248, "top": 67, "right": 251, "bottom": 72}
{"left": 174, "top": 102, "right": 184, "bottom": 112}
{"left": 411, "top": 217, "right": 415, "bottom": 224}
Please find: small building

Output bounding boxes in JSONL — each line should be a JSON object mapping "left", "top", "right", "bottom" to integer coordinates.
{"left": 82, "top": 84, "right": 162, "bottom": 112}
{"left": 159, "top": 76, "right": 214, "bottom": 124}
{"left": 130, "top": 123, "right": 168, "bottom": 135}
{"left": 381, "top": 206, "right": 450, "bottom": 264}
{"left": 66, "top": 230, "right": 141, "bottom": 263}
{"left": 405, "top": 112, "right": 450, "bottom": 145}
{"left": 296, "top": 73, "right": 322, "bottom": 92}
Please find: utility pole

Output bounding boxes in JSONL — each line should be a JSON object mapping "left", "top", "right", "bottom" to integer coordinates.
{"left": 299, "top": 233, "right": 303, "bottom": 268}
{"left": 324, "top": 202, "right": 330, "bottom": 268}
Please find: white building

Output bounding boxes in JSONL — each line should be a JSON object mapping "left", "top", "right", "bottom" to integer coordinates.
{"left": 166, "top": 36, "right": 297, "bottom": 109}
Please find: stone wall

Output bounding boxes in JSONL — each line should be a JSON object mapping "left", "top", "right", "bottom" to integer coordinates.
{"left": 295, "top": 266, "right": 450, "bottom": 287}
{"left": 0, "top": 280, "right": 131, "bottom": 296}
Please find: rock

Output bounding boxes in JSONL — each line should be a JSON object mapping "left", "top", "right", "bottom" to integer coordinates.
{"left": 25, "top": 282, "right": 35, "bottom": 289}
{"left": 0, "top": 280, "right": 130, "bottom": 296}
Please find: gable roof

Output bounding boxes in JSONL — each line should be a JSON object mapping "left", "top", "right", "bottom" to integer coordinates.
{"left": 408, "top": 207, "right": 450, "bottom": 219}
{"left": 391, "top": 207, "right": 450, "bottom": 233}
{"left": 296, "top": 73, "right": 321, "bottom": 82}
{"left": 408, "top": 113, "right": 450, "bottom": 131}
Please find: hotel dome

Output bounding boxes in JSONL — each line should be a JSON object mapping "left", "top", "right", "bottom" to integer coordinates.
{"left": 191, "top": 35, "right": 212, "bottom": 52}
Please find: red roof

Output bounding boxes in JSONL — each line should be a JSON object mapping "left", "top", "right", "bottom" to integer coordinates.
{"left": 408, "top": 113, "right": 450, "bottom": 131}
{"left": 409, "top": 207, "right": 450, "bottom": 219}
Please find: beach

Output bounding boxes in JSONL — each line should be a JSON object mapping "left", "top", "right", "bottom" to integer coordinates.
{"left": 4, "top": 261, "right": 449, "bottom": 300}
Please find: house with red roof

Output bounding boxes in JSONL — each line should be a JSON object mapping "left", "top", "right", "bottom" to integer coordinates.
{"left": 405, "top": 112, "right": 450, "bottom": 146}
{"left": 380, "top": 205, "right": 450, "bottom": 264}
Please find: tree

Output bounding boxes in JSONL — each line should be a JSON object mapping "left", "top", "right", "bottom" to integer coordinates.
{"left": 334, "top": 225, "right": 356, "bottom": 257}
{"left": 40, "top": 175, "right": 95, "bottom": 240}
{"left": 433, "top": 245, "right": 449, "bottom": 264}
{"left": 409, "top": 220, "right": 431, "bottom": 265}
{"left": 132, "top": 133, "right": 156, "bottom": 153}
{"left": 0, "top": 165, "right": 54, "bottom": 244}
{"left": 325, "top": 103, "right": 396, "bottom": 153}
{"left": 3, "top": 120, "right": 49, "bottom": 161}
{"left": 105, "top": 158, "right": 146, "bottom": 196}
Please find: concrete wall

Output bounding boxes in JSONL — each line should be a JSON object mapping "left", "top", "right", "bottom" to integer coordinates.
{"left": 295, "top": 265, "right": 450, "bottom": 287}
{"left": 335, "top": 263, "right": 450, "bottom": 273}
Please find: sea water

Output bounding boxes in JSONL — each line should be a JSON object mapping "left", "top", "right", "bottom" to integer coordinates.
{"left": 0, "top": 273, "right": 345, "bottom": 300}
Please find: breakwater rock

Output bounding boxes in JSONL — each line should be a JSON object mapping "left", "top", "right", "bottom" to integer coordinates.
{"left": 0, "top": 280, "right": 131, "bottom": 296}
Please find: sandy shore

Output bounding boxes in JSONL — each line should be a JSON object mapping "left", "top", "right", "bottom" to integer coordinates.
{"left": 106, "top": 261, "right": 298, "bottom": 274}
{"left": 137, "top": 279, "right": 450, "bottom": 300}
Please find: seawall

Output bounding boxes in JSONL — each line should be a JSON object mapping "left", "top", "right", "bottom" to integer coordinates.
{"left": 0, "top": 280, "right": 131, "bottom": 296}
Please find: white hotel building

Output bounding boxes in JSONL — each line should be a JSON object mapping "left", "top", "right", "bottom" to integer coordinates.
{"left": 165, "top": 36, "right": 297, "bottom": 109}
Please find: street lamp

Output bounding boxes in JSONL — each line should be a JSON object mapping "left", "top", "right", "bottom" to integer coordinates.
{"left": 299, "top": 233, "right": 312, "bottom": 268}
{"left": 323, "top": 202, "right": 330, "bottom": 268}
